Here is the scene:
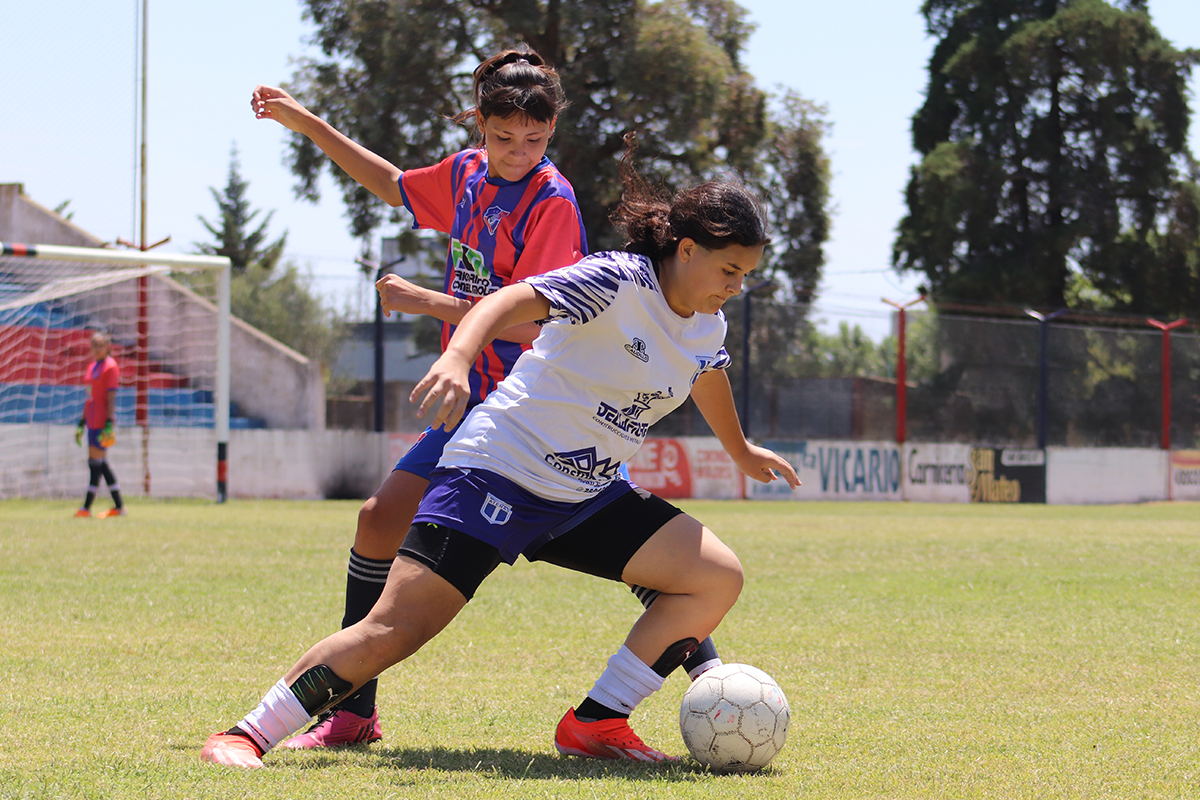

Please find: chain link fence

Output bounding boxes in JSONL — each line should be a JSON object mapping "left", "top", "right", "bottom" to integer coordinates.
{"left": 650, "top": 301, "right": 1199, "bottom": 449}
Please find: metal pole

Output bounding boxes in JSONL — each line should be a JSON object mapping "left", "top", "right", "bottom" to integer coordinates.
{"left": 739, "top": 280, "right": 774, "bottom": 437}
{"left": 374, "top": 265, "right": 386, "bottom": 432}
{"left": 1147, "top": 318, "right": 1187, "bottom": 450}
{"left": 137, "top": 0, "right": 150, "bottom": 494}
{"left": 1026, "top": 308, "right": 1066, "bottom": 450}
{"left": 741, "top": 290, "right": 751, "bottom": 437}
{"left": 883, "top": 296, "right": 925, "bottom": 444}
{"left": 359, "top": 252, "right": 406, "bottom": 433}
{"left": 216, "top": 261, "right": 231, "bottom": 501}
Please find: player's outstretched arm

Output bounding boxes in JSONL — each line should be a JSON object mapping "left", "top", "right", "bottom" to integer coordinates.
{"left": 410, "top": 283, "right": 551, "bottom": 429}
{"left": 689, "top": 369, "right": 799, "bottom": 488}
{"left": 251, "top": 84, "right": 404, "bottom": 207}
{"left": 376, "top": 274, "right": 543, "bottom": 344}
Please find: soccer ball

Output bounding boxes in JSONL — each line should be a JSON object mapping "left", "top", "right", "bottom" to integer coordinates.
{"left": 678, "top": 663, "right": 789, "bottom": 772}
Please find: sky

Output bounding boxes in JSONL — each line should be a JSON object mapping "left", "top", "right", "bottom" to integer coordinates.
{"left": 2, "top": 1, "right": 1197, "bottom": 339}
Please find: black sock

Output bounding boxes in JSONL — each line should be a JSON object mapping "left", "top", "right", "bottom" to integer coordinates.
{"left": 336, "top": 549, "right": 392, "bottom": 717}
{"left": 683, "top": 637, "right": 720, "bottom": 675}
{"left": 84, "top": 460, "right": 103, "bottom": 510}
{"left": 576, "top": 697, "right": 628, "bottom": 722}
{"left": 100, "top": 461, "right": 122, "bottom": 509}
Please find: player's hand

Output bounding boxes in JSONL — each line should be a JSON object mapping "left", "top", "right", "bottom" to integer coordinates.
{"left": 733, "top": 444, "right": 800, "bottom": 489}
{"left": 251, "top": 85, "right": 309, "bottom": 131}
{"left": 100, "top": 421, "right": 115, "bottom": 448}
{"left": 411, "top": 353, "right": 472, "bottom": 431}
{"left": 375, "top": 274, "right": 432, "bottom": 318}
{"left": 75, "top": 420, "right": 85, "bottom": 447}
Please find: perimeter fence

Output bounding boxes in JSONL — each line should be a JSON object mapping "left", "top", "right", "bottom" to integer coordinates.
{"left": 651, "top": 302, "right": 1199, "bottom": 450}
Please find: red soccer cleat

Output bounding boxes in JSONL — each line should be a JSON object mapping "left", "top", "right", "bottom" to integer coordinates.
{"left": 554, "top": 707, "right": 677, "bottom": 762}
{"left": 73, "top": 508, "right": 91, "bottom": 518}
{"left": 281, "top": 708, "right": 382, "bottom": 749}
{"left": 97, "top": 508, "right": 126, "bottom": 518}
{"left": 201, "top": 732, "right": 265, "bottom": 769}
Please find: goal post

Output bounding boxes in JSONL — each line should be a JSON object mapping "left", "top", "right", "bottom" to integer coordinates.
{"left": 0, "top": 242, "right": 231, "bottom": 501}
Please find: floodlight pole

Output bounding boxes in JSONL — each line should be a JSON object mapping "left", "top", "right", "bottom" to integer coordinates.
{"left": 1025, "top": 308, "right": 1067, "bottom": 449}
{"left": 1147, "top": 317, "right": 1187, "bottom": 451}
{"left": 359, "top": 253, "right": 407, "bottom": 433}
{"left": 882, "top": 295, "right": 925, "bottom": 444}
{"left": 740, "top": 280, "right": 775, "bottom": 438}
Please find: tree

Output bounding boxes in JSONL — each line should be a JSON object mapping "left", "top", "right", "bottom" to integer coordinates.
{"left": 894, "top": 0, "right": 1200, "bottom": 317}
{"left": 282, "top": 0, "right": 829, "bottom": 297}
{"left": 196, "top": 144, "right": 288, "bottom": 271}
{"left": 194, "top": 150, "right": 346, "bottom": 365}
{"left": 230, "top": 263, "right": 348, "bottom": 367}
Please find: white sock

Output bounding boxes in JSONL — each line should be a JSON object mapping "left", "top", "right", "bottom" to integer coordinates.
{"left": 237, "top": 679, "right": 312, "bottom": 754}
{"left": 586, "top": 645, "right": 665, "bottom": 715}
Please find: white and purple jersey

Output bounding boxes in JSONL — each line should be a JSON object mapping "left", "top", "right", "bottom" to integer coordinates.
{"left": 431, "top": 251, "right": 731, "bottom": 504}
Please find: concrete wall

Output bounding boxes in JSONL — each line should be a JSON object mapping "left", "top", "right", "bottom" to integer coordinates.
{"left": 230, "top": 317, "right": 325, "bottom": 430}
{"left": 2, "top": 423, "right": 1194, "bottom": 505}
{"left": 0, "top": 424, "right": 390, "bottom": 500}
{"left": 0, "top": 183, "right": 106, "bottom": 247}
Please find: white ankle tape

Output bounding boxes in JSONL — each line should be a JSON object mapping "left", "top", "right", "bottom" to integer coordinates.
{"left": 239, "top": 679, "right": 312, "bottom": 753}
{"left": 587, "top": 645, "right": 664, "bottom": 715}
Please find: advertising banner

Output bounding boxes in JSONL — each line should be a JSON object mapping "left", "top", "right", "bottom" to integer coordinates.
{"left": 628, "top": 437, "right": 743, "bottom": 499}
{"left": 969, "top": 447, "right": 1046, "bottom": 503}
{"left": 753, "top": 440, "right": 902, "bottom": 501}
{"left": 1170, "top": 450, "right": 1200, "bottom": 501}
{"left": 904, "top": 443, "right": 972, "bottom": 503}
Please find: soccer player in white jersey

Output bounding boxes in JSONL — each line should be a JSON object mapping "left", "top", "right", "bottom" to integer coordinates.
{"left": 201, "top": 135, "right": 800, "bottom": 768}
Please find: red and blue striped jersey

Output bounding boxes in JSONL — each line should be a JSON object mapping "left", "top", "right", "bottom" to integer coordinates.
{"left": 399, "top": 149, "right": 587, "bottom": 407}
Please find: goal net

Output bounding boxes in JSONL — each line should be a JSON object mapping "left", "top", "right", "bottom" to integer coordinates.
{"left": 0, "top": 243, "right": 230, "bottom": 500}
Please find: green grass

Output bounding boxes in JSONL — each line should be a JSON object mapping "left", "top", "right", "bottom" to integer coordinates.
{"left": 1, "top": 498, "right": 1198, "bottom": 799}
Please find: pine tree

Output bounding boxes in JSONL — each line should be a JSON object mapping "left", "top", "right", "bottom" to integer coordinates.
{"left": 196, "top": 144, "right": 287, "bottom": 271}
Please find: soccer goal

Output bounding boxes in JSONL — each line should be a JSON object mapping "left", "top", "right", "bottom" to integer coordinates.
{"left": 0, "top": 242, "right": 231, "bottom": 501}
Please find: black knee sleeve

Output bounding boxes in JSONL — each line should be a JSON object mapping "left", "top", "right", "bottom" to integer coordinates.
{"left": 289, "top": 664, "right": 354, "bottom": 717}
{"left": 651, "top": 637, "right": 699, "bottom": 677}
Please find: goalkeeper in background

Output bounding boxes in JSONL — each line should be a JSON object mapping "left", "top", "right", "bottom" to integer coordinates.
{"left": 74, "top": 331, "right": 125, "bottom": 518}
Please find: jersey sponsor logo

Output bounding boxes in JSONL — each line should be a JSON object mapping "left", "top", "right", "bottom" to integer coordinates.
{"left": 594, "top": 389, "right": 674, "bottom": 442}
{"left": 544, "top": 447, "right": 623, "bottom": 487}
{"left": 624, "top": 337, "right": 649, "bottom": 362}
{"left": 480, "top": 493, "right": 513, "bottom": 525}
{"left": 482, "top": 205, "right": 510, "bottom": 235}
{"left": 450, "top": 238, "right": 494, "bottom": 298}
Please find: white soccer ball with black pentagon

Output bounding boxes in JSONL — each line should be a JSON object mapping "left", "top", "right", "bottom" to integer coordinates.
{"left": 678, "top": 663, "right": 789, "bottom": 772}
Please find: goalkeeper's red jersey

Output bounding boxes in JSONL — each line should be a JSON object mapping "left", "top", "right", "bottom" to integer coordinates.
{"left": 398, "top": 149, "right": 586, "bottom": 408}
{"left": 84, "top": 356, "right": 119, "bottom": 429}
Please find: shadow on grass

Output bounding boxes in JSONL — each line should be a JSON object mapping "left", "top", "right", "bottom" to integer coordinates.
{"left": 180, "top": 742, "right": 782, "bottom": 781}
{"left": 287, "top": 743, "right": 723, "bottom": 781}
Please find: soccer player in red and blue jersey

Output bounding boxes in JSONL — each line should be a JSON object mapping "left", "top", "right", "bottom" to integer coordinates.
{"left": 250, "top": 49, "right": 590, "bottom": 747}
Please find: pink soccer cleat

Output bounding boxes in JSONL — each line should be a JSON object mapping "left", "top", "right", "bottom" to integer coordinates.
{"left": 281, "top": 708, "right": 382, "bottom": 749}
{"left": 201, "top": 732, "right": 264, "bottom": 769}
{"left": 554, "top": 707, "right": 677, "bottom": 762}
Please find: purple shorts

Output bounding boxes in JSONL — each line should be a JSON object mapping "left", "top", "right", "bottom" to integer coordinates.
{"left": 413, "top": 467, "right": 631, "bottom": 565}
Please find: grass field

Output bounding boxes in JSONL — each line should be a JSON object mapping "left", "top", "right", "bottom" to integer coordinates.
{"left": 1, "top": 498, "right": 1198, "bottom": 799}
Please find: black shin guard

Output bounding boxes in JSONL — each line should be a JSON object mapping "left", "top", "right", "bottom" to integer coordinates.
{"left": 651, "top": 637, "right": 700, "bottom": 677}
{"left": 289, "top": 664, "right": 354, "bottom": 718}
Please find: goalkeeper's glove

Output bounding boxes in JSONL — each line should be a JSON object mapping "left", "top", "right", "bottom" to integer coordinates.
{"left": 100, "top": 420, "right": 115, "bottom": 448}
{"left": 75, "top": 419, "right": 85, "bottom": 447}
